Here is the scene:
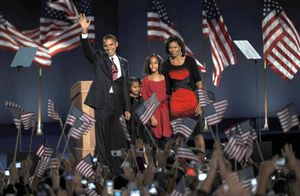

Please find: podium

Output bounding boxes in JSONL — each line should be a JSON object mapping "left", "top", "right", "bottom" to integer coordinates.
{"left": 70, "top": 81, "right": 95, "bottom": 160}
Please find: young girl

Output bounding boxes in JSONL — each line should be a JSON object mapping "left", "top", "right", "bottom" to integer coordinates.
{"left": 141, "top": 54, "right": 172, "bottom": 149}
{"left": 128, "top": 77, "right": 151, "bottom": 145}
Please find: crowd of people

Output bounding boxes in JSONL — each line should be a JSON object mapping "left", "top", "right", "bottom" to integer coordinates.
{"left": 1, "top": 142, "right": 300, "bottom": 195}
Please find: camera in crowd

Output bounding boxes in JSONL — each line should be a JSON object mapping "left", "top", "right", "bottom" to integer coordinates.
{"left": 270, "top": 156, "right": 296, "bottom": 195}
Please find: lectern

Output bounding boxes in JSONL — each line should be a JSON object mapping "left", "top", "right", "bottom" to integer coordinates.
{"left": 70, "top": 81, "right": 95, "bottom": 160}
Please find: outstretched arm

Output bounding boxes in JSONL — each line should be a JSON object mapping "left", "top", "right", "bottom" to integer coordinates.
{"left": 78, "top": 13, "right": 97, "bottom": 64}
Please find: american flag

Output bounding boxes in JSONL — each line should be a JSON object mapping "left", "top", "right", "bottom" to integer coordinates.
{"left": 119, "top": 115, "right": 131, "bottom": 142}
{"left": 36, "top": 144, "right": 53, "bottom": 161}
{"left": 47, "top": 98, "right": 62, "bottom": 122}
{"left": 177, "top": 147, "right": 199, "bottom": 162}
{"left": 76, "top": 154, "right": 95, "bottom": 178}
{"left": 47, "top": 158, "right": 60, "bottom": 169}
{"left": 170, "top": 177, "right": 186, "bottom": 196}
{"left": 224, "top": 136, "right": 246, "bottom": 162}
{"left": 224, "top": 121, "right": 256, "bottom": 161}
{"left": 67, "top": 108, "right": 95, "bottom": 140}
{"left": 78, "top": 112, "right": 96, "bottom": 131}
{"left": 0, "top": 0, "right": 94, "bottom": 67}
{"left": 277, "top": 103, "right": 299, "bottom": 132}
{"left": 5, "top": 101, "right": 23, "bottom": 130}
{"left": 40, "top": 0, "right": 95, "bottom": 56}
{"left": 262, "top": 0, "right": 300, "bottom": 80}
{"left": 36, "top": 159, "right": 49, "bottom": 178}
{"left": 147, "top": 0, "right": 205, "bottom": 72}
{"left": 170, "top": 117, "right": 197, "bottom": 139}
{"left": 21, "top": 112, "right": 36, "bottom": 130}
{"left": 197, "top": 89, "right": 214, "bottom": 107}
{"left": 65, "top": 105, "right": 84, "bottom": 126}
{"left": 85, "top": 188, "right": 99, "bottom": 196}
{"left": 135, "top": 93, "right": 160, "bottom": 125}
{"left": 202, "top": 0, "right": 237, "bottom": 86}
{"left": 0, "top": 13, "right": 52, "bottom": 66}
{"left": 68, "top": 121, "right": 88, "bottom": 139}
{"left": 202, "top": 100, "right": 228, "bottom": 125}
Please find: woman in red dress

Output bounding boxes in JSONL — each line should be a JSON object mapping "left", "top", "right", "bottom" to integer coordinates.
{"left": 163, "top": 35, "right": 205, "bottom": 157}
{"left": 141, "top": 54, "right": 172, "bottom": 148}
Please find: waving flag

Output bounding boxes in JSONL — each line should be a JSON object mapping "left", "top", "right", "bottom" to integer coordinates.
{"left": 197, "top": 89, "right": 214, "bottom": 107}
{"left": 277, "top": 103, "right": 299, "bottom": 132}
{"left": 47, "top": 158, "right": 60, "bottom": 169}
{"left": 224, "top": 120, "right": 256, "bottom": 161}
{"left": 21, "top": 112, "right": 36, "bottom": 130}
{"left": 0, "top": 0, "right": 95, "bottom": 67}
{"left": 85, "top": 188, "right": 99, "bottom": 196}
{"left": 40, "top": 0, "right": 95, "bottom": 56}
{"left": 36, "top": 144, "right": 53, "bottom": 161}
{"left": 147, "top": 0, "right": 205, "bottom": 72}
{"left": 76, "top": 154, "right": 95, "bottom": 178}
{"left": 262, "top": 0, "right": 300, "bottom": 80}
{"left": 202, "top": 100, "right": 228, "bottom": 125}
{"left": 202, "top": 0, "right": 237, "bottom": 86}
{"left": 5, "top": 101, "right": 23, "bottom": 130}
{"left": 36, "top": 159, "right": 49, "bottom": 178}
{"left": 65, "top": 105, "right": 87, "bottom": 126}
{"left": 136, "top": 93, "right": 160, "bottom": 124}
{"left": 0, "top": 13, "right": 51, "bottom": 66}
{"left": 177, "top": 147, "right": 199, "bottom": 162}
{"left": 170, "top": 117, "right": 197, "bottom": 139}
{"left": 171, "top": 177, "right": 186, "bottom": 196}
{"left": 47, "top": 98, "right": 62, "bottom": 122}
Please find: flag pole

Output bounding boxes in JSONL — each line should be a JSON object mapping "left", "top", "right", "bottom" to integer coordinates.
{"left": 263, "top": 61, "right": 269, "bottom": 130}
{"left": 13, "top": 127, "right": 21, "bottom": 163}
{"left": 143, "top": 125, "right": 159, "bottom": 150}
{"left": 202, "top": 63, "right": 207, "bottom": 90}
{"left": 62, "top": 134, "right": 71, "bottom": 157}
{"left": 56, "top": 106, "right": 73, "bottom": 151}
{"left": 59, "top": 119, "right": 72, "bottom": 155}
{"left": 28, "top": 126, "right": 35, "bottom": 156}
{"left": 255, "top": 139, "right": 264, "bottom": 162}
{"left": 37, "top": 68, "right": 43, "bottom": 135}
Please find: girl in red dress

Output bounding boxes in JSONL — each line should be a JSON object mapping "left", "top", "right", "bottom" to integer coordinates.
{"left": 141, "top": 54, "right": 172, "bottom": 148}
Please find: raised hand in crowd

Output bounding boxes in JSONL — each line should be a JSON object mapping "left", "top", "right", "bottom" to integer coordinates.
{"left": 8, "top": 161, "right": 17, "bottom": 185}
{"left": 73, "top": 171, "right": 84, "bottom": 195}
{"left": 121, "top": 165, "right": 135, "bottom": 182}
{"left": 255, "top": 155, "right": 278, "bottom": 195}
{"left": 281, "top": 144, "right": 300, "bottom": 195}
{"left": 199, "top": 142, "right": 222, "bottom": 194}
{"left": 19, "top": 155, "right": 32, "bottom": 185}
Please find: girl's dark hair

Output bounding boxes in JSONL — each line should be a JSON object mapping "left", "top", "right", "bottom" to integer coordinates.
{"left": 129, "top": 77, "right": 141, "bottom": 86}
{"left": 144, "top": 53, "right": 163, "bottom": 74}
{"left": 165, "top": 35, "right": 186, "bottom": 57}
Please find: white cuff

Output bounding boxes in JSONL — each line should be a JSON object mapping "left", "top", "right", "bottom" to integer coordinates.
{"left": 81, "top": 33, "right": 88, "bottom": 39}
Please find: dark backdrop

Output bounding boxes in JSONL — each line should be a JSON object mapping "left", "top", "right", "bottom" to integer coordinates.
{"left": 0, "top": 0, "right": 300, "bottom": 126}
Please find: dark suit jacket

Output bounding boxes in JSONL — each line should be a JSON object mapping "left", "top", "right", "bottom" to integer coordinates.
{"left": 80, "top": 37, "right": 131, "bottom": 117}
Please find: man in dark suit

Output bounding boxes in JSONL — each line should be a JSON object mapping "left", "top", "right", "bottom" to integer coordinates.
{"left": 78, "top": 14, "right": 131, "bottom": 169}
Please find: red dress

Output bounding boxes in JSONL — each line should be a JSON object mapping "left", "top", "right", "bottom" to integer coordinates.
{"left": 141, "top": 76, "right": 172, "bottom": 139}
{"left": 163, "top": 56, "right": 201, "bottom": 119}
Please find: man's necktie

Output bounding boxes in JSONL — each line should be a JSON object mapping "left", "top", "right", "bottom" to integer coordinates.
{"left": 111, "top": 57, "right": 118, "bottom": 81}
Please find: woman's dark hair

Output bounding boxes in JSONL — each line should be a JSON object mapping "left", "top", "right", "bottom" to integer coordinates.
{"left": 129, "top": 77, "right": 141, "bottom": 86}
{"left": 144, "top": 53, "right": 163, "bottom": 74}
{"left": 165, "top": 35, "right": 186, "bottom": 57}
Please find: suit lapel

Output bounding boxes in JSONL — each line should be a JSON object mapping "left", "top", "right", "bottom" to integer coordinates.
{"left": 118, "top": 56, "right": 125, "bottom": 77}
